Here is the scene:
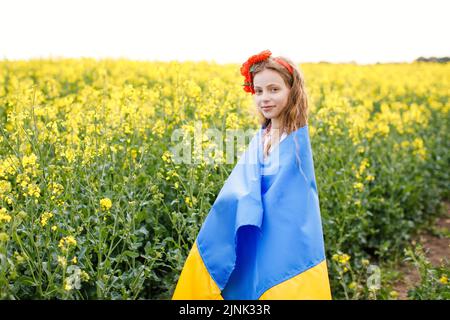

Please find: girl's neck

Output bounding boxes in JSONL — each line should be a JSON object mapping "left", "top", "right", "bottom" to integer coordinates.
{"left": 270, "top": 118, "right": 283, "bottom": 131}
{"left": 266, "top": 119, "right": 283, "bottom": 134}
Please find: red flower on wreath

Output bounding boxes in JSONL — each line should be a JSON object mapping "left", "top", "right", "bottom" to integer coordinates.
{"left": 240, "top": 49, "right": 272, "bottom": 94}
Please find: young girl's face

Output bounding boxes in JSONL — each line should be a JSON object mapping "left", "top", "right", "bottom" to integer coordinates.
{"left": 252, "top": 69, "right": 290, "bottom": 121}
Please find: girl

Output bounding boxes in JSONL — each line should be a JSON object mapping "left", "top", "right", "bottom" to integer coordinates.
{"left": 246, "top": 50, "right": 308, "bottom": 160}
{"left": 172, "top": 50, "right": 332, "bottom": 300}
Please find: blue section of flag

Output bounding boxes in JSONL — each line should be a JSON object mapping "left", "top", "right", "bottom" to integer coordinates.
{"left": 196, "top": 125, "right": 326, "bottom": 299}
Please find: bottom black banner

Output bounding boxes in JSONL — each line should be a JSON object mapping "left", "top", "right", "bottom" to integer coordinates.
{"left": 1, "top": 300, "right": 447, "bottom": 319}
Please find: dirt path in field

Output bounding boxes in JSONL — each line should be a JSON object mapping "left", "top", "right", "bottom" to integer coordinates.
{"left": 392, "top": 200, "right": 450, "bottom": 299}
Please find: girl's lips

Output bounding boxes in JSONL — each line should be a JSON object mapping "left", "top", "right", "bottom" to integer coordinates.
{"left": 261, "top": 106, "right": 275, "bottom": 110}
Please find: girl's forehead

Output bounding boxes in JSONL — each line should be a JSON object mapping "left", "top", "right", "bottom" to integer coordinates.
{"left": 253, "top": 69, "right": 285, "bottom": 87}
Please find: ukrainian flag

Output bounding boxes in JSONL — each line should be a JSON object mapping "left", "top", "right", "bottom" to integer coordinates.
{"left": 172, "top": 125, "right": 331, "bottom": 300}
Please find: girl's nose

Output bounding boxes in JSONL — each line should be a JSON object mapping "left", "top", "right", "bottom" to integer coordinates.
{"left": 261, "top": 91, "right": 270, "bottom": 102}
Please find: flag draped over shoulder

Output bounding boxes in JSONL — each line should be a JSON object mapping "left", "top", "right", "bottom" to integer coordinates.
{"left": 172, "top": 125, "right": 332, "bottom": 300}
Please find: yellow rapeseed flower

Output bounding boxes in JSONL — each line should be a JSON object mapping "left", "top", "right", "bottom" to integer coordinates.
{"left": 185, "top": 196, "right": 193, "bottom": 208}
{"left": 185, "top": 196, "right": 197, "bottom": 208}
{"left": 0, "top": 232, "right": 9, "bottom": 242}
{"left": 0, "top": 180, "right": 12, "bottom": 194}
{"left": 4, "top": 196, "right": 13, "bottom": 205}
{"left": 353, "top": 182, "right": 364, "bottom": 192}
{"left": 58, "top": 236, "right": 77, "bottom": 252}
{"left": 0, "top": 207, "right": 12, "bottom": 223}
{"left": 359, "top": 158, "right": 369, "bottom": 175}
{"left": 49, "top": 182, "right": 64, "bottom": 196}
{"left": 57, "top": 256, "right": 67, "bottom": 267}
{"left": 81, "top": 270, "right": 90, "bottom": 281}
{"left": 339, "top": 254, "right": 351, "bottom": 264}
{"left": 64, "top": 279, "right": 72, "bottom": 291}
{"left": 21, "top": 153, "right": 38, "bottom": 167}
{"left": 26, "top": 183, "right": 41, "bottom": 198}
{"left": 14, "top": 251, "right": 25, "bottom": 264}
{"left": 361, "top": 259, "right": 370, "bottom": 266}
{"left": 161, "top": 151, "right": 172, "bottom": 163}
{"left": 100, "top": 197, "right": 112, "bottom": 211}
{"left": 40, "top": 211, "right": 53, "bottom": 227}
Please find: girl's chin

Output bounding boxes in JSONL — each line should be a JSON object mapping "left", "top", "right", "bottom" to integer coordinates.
{"left": 262, "top": 111, "right": 277, "bottom": 118}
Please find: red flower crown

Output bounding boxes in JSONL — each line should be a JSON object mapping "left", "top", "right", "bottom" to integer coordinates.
{"left": 240, "top": 49, "right": 294, "bottom": 94}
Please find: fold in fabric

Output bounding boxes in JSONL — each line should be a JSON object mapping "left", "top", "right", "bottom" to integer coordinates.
{"left": 172, "top": 125, "right": 331, "bottom": 300}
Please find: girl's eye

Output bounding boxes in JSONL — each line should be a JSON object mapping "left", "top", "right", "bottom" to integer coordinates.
{"left": 255, "top": 88, "right": 278, "bottom": 94}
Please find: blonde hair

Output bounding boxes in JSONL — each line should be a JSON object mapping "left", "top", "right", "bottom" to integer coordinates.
{"left": 251, "top": 56, "right": 309, "bottom": 158}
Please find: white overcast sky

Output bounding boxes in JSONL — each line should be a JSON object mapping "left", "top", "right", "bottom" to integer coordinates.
{"left": 0, "top": 0, "right": 449, "bottom": 64}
